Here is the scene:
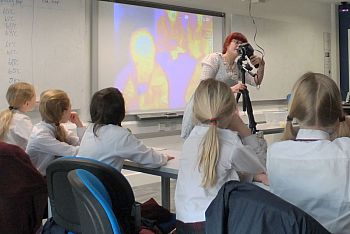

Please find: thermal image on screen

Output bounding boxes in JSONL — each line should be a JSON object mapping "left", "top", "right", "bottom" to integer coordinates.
{"left": 112, "top": 3, "right": 214, "bottom": 113}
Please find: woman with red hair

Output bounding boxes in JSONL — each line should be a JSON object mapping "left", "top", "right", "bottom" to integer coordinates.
{"left": 181, "top": 32, "right": 265, "bottom": 139}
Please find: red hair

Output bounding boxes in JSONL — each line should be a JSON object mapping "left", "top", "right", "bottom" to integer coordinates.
{"left": 222, "top": 32, "right": 248, "bottom": 54}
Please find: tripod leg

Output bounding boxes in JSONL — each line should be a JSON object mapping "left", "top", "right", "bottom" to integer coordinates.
{"left": 236, "top": 92, "right": 241, "bottom": 103}
{"left": 242, "top": 90, "right": 257, "bottom": 133}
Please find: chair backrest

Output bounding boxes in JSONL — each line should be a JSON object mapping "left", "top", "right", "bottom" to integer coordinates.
{"left": 205, "top": 181, "right": 331, "bottom": 234}
{"left": 68, "top": 169, "right": 121, "bottom": 234}
{"left": 46, "top": 156, "right": 136, "bottom": 233}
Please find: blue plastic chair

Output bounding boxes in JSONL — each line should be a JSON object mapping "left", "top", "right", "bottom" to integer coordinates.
{"left": 46, "top": 157, "right": 140, "bottom": 234}
{"left": 68, "top": 169, "right": 121, "bottom": 234}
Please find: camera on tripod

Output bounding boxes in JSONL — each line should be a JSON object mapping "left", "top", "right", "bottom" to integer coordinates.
{"left": 237, "top": 43, "right": 254, "bottom": 58}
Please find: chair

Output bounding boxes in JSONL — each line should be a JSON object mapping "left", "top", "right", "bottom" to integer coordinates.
{"left": 68, "top": 169, "right": 121, "bottom": 234}
{"left": 46, "top": 156, "right": 140, "bottom": 234}
{"left": 205, "top": 181, "right": 331, "bottom": 234}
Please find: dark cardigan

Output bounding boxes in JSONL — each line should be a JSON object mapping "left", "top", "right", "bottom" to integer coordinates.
{"left": 0, "top": 141, "right": 48, "bottom": 234}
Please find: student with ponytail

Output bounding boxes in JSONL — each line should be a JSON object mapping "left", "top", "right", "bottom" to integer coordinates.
{"left": 267, "top": 72, "right": 350, "bottom": 233}
{"left": 0, "top": 82, "right": 36, "bottom": 149}
{"left": 175, "top": 79, "right": 266, "bottom": 233}
{"left": 26, "top": 90, "right": 85, "bottom": 175}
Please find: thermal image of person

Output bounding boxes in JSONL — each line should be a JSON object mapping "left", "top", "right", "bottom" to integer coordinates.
{"left": 184, "top": 14, "right": 213, "bottom": 102}
{"left": 156, "top": 10, "right": 186, "bottom": 60}
{"left": 115, "top": 29, "right": 169, "bottom": 112}
{"left": 155, "top": 10, "right": 198, "bottom": 110}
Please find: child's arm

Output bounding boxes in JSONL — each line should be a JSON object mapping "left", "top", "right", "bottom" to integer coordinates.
{"left": 66, "top": 112, "right": 86, "bottom": 145}
{"left": 228, "top": 110, "right": 251, "bottom": 137}
{"left": 118, "top": 129, "right": 170, "bottom": 168}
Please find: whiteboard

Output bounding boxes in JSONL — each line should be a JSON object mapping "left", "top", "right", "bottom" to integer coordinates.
{"left": 0, "top": 0, "right": 87, "bottom": 110}
{"left": 231, "top": 14, "right": 325, "bottom": 101}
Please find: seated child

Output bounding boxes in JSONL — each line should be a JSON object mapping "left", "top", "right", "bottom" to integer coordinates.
{"left": 78, "top": 87, "right": 173, "bottom": 171}
{"left": 26, "top": 89, "right": 85, "bottom": 175}
{"left": 175, "top": 79, "right": 267, "bottom": 233}
{"left": 0, "top": 82, "right": 36, "bottom": 149}
{"left": 267, "top": 72, "right": 350, "bottom": 233}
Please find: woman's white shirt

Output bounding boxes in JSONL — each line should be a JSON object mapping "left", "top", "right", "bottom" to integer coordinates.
{"left": 201, "top": 53, "right": 256, "bottom": 87}
{"left": 77, "top": 124, "right": 167, "bottom": 171}
{"left": 26, "top": 121, "right": 85, "bottom": 175}
{"left": 175, "top": 125, "right": 266, "bottom": 223}
{"left": 267, "top": 129, "right": 350, "bottom": 234}
{"left": 3, "top": 110, "right": 33, "bottom": 150}
{"left": 181, "top": 53, "right": 257, "bottom": 139}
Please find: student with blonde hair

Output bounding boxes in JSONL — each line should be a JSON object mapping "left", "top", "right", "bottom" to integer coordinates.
{"left": 267, "top": 72, "right": 350, "bottom": 233}
{"left": 175, "top": 79, "right": 266, "bottom": 233}
{"left": 0, "top": 82, "right": 36, "bottom": 150}
{"left": 26, "top": 89, "right": 85, "bottom": 175}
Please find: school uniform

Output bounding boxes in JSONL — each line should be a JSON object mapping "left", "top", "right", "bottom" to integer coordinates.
{"left": 77, "top": 124, "right": 167, "bottom": 171}
{"left": 3, "top": 110, "right": 33, "bottom": 150}
{"left": 267, "top": 129, "right": 350, "bottom": 234}
{"left": 26, "top": 121, "right": 85, "bottom": 175}
{"left": 175, "top": 125, "right": 266, "bottom": 223}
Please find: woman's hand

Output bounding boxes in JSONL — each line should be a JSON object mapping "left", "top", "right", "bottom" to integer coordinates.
{"left": 231, "top": 83, "right": 247, "bottom": 93}
{"left": 69, "top": 112, "right": 83, "bottom": 127}
{"left": 250, "top": 55, "right": 265, "bottom": 68}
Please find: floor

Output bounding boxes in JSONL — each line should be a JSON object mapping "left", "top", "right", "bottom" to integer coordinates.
{"left": 133, "top": 179, "right": 177, "bottom": 213}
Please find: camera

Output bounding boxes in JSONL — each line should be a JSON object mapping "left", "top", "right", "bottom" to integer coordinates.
{"left": 237, "top": 43, "right": 254, "bottom": 58}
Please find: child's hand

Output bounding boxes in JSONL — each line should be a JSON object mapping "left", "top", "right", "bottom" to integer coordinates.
{"left": 165, "top": 154, "right": 175, "bottom": 161}
{"left": 254, "top": 173, "right": 269, "bottom": 186}
{"left": 69, "top": 112, "right": 83, "bottom": 127}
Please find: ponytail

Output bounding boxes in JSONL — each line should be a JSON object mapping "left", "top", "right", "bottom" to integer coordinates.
{"left": 336, "top": 116, "right": 350, "bottom": 138}
{"left": 55, "top": 123, "right": 68, "bottom": 143}
{"left": 282, "top": 116, "right": 297, "bottom": 140}
{"left": 0, "top": 109, "right": 13, "bottom": 139}
{"left": 198, "top": 123, "right": 220, "bottom": 188}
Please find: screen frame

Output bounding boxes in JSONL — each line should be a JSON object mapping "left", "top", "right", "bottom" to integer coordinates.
{"left": 92, "top": 0, "right": 226, "bottom": 116}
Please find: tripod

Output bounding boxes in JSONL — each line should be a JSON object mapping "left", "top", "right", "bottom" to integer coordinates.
{"left": 235, "top": 57, "right": 258, "bottom": 134}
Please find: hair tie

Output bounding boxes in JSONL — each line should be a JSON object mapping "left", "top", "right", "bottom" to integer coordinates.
{"left": 286, "top": 116, "right": 293, "bottom": 122}
{"left": 55, "top": 122, "right": 60, "bottom": 127}
{"left": 8, "top": 106, "right": 16, "bottom": 110}
{"left": 209, "top": 118, "right": 219, "bottom": 126}
{"left": 339, "top": 116, "right": 346, "bottom": 122}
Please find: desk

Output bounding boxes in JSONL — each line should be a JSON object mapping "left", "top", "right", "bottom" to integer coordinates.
{"left": 125, "top": 123, "right": 282, "bottom": 210}
{"left": 123, "top": 150, "right": 180, "bottom": 210}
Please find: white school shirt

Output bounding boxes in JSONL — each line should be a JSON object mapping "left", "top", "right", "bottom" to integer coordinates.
{"left": 175, "top": 125, "right": 266, "bottom": 223}
{"left": 267, "top": 129, "right": 350, "bottom": 234}
{"left": 2, "top": 110, "right": 33, "bottom": 150}
{"left": 181, "top": 53, "right": 256, "bottom": 139}
{"left": 77, "top": 124, "right": 167, "bottom": 171}
{"left": 26, "top": 121, "right": 85, "bottom": 175}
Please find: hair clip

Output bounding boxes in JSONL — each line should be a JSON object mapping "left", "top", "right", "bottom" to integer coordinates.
{"left": 209, "top": 118, "right": 219, "bottom": 125}
{"left": 286, "top": 116, "right": 293, "bottom": 122}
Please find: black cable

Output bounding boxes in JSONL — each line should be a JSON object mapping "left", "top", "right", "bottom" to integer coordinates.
{"left": 248, "top": 0, "right": 265, "bottom": 59}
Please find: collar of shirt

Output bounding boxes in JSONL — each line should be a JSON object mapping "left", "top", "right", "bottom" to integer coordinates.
{"left": 39, "top": 121, "right": 57, "bottom": 131}
{"left": 296, "top": 129, "right": 330, "bottom": 141}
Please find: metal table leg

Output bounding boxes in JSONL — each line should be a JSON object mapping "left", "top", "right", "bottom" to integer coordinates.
{"left": 161, "top": 177, "right": 170, "bottom": 210}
